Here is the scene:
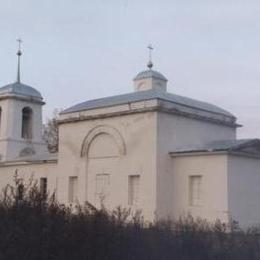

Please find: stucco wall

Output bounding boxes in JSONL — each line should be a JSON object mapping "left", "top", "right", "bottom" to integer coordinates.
{"left": 0, "top": 98, "right": 46, "bottom": 161}
{"left": 0, "top": 162, "right": 57, "bottom": 196}
{"left": 58, "top": 110, "right": 157, "bottom": 221}
{"left": 4, "top": 99, "right": 43, "bottom": 142}
{"left": 156, "top": 111, "right": 235, "bottom": 220}
{"left": 228, "top": 155, "right": 260, "bottom": 228}
{"left": 168, "top": 154, "right": 229, "bottom": 222}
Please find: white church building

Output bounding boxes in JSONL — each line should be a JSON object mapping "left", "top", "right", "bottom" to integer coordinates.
{"left": 1, "top": 45, "right": 260, "bottom": 228}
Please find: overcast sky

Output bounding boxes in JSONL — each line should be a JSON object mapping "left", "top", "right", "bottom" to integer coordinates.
{"left": 0, "top": 0, "right": 260, "bottom": 138}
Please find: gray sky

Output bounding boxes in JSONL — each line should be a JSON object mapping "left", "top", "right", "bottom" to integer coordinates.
{"left": 0, "top": 0, "right": 260, "bottom": 138}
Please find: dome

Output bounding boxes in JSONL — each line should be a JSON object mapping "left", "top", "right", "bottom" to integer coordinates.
{"left": 0, "top": 82, "right": 42, "bottom": 99}
{"left": 134, "top": 69, "right": 167, "bottom": 81}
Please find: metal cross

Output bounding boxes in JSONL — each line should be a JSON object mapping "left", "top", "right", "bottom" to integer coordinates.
{"left": 16, "top": 38, "right": 23, "bottom": 83}
{"left": 148, "top": 44, "right": 153, "bottom": 61}
{"left": 17, "top": 38, "right": 23, "bottom": 52}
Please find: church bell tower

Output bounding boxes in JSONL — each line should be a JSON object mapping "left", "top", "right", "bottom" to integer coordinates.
{"left": 0, "top": 39, "right": 47, "bottom": 161}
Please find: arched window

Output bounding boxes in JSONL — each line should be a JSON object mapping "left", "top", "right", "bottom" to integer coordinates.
{"left": 22, "top": 107, "right": 33, "bottom": 139}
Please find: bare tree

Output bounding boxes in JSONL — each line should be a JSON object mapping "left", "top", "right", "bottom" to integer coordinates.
{"left": 43, "top": 109, "right": 61, "bottom": 153}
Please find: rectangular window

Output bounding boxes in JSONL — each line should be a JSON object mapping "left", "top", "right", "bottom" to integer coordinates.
{"left": 189, "top": 175, "right": 202, "bottom": 206}
{"left": 40, "top": 178, "right": 47, "bottom": 197}
{"left": 68, "top": 176, "right": 78, "bottom": 203}
{"left": 95, "top": 174, "right": 110, "bottom": 202}
{"left": 128, "top": 175, "right": 140, "bottom": 206}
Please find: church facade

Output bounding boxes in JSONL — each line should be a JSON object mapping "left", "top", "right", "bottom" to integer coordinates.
{"left": 1, "top": 49, "right": 260, "bottom": 228}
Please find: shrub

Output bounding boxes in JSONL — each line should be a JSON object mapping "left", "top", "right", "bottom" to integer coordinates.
{"left": 0, "top": 176, "right": 260, "bottom": 260}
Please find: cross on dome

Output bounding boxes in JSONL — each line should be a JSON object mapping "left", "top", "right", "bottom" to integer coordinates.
{"left": 147, "top": 44, "right": 154, "bottom": 69}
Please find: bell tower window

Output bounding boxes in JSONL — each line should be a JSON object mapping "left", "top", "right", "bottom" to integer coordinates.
{"left": 22, "top": 107, "right": 33, "bottom": 139}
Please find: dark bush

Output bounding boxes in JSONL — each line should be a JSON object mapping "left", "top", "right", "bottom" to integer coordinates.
{"left": 0, "top": 175, "right": 260, "bottom": 260}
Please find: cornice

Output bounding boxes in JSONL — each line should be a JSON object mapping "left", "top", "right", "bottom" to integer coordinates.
{"left": 58, "top": 105, "right": 239, "bottom": 128}
{"left": 0, "top": 94, "right": 45, "bottom": 105}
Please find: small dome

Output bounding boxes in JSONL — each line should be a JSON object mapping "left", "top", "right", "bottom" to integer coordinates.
{"left": 134, "top": 69, "right": 167, "bottom": 81}
{"left": 0, "top": 82, "right": 42, "bottom": 99}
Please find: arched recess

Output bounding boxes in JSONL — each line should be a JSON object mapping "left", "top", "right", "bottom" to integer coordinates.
{"left": 81, "top": 125, "right": 126, "bottom": 158}
{"left": 21, "top": 107, "right": 33, "bottom": 139}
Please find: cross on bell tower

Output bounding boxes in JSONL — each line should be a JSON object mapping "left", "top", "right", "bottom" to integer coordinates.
{"left": 16, "top": 38, "right": 23, "bottom": 83}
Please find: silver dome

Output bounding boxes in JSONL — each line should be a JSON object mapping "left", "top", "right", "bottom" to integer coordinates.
{"left": 134, "top": 70, "right": 167, "bottom": 81}
{"left": 0, "top": 82, "right": 42, "bottom": 99}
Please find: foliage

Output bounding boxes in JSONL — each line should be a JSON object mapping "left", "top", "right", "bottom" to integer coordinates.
{"left": 43, "top": 109, "right": 60, "bottom": 153}
{"left": 0, "top": 177, "right": 260, "bottom": 260}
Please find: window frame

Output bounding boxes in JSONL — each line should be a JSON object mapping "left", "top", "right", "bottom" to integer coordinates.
{"left": 189, "top": 175, "right": 203, "bottom": 207}
{"left": 95, "top": 174, "right": 110, "bottom": 203}
{"left": 128, "top": 175, "right": 140, "bottom": 206}
{"left": 68, "top": 176, "right": 78, "bottom": 203}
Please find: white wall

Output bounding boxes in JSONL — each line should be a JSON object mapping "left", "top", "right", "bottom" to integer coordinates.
{"left": 0, "top": 161, "right": 57, "bottom": 196}
{"left": 156, "top": 111, "right": 235, "bottom": 220}
{"left": 169, "top": 154, "right": 229, "bottom": 223}
{"left": 0, "top": 99, "right": 43, "bottom": 141}
{"left": 228, "top": 155, "right": 260, "bottom": 228}
{"left": 58, "top": 106, "right": 236, "bottom": 221}
{"left": 0, "top": 98, "right": 46, "bottom": 161}
{"left": 57, "top": 110, "right": 157, "bottom": 221}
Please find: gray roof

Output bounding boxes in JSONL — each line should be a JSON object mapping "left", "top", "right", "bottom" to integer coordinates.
{"left": 0, "top": 82, "right": 42, "bottom": 99}
{"left": 62, "top": 89, "right": 234, "bottom": 117}
{"left": 134, "top": 69, "right": 167, "bottom": 81}
{"left": 170, "top": 139, "right": 260, "bottom": 154}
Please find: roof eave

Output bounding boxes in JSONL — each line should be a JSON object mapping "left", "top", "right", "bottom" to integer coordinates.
{"left": 169, "top": 145, "right": 260, "bottom": 158}
{"left": 133, "top": 75, "right": 168, "bottom": 81}
{"left": 62, "top": 95, "right": 236, "bottom": 120}
{"left": 0, "top": 94, "right": 45, "bottom": 105}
